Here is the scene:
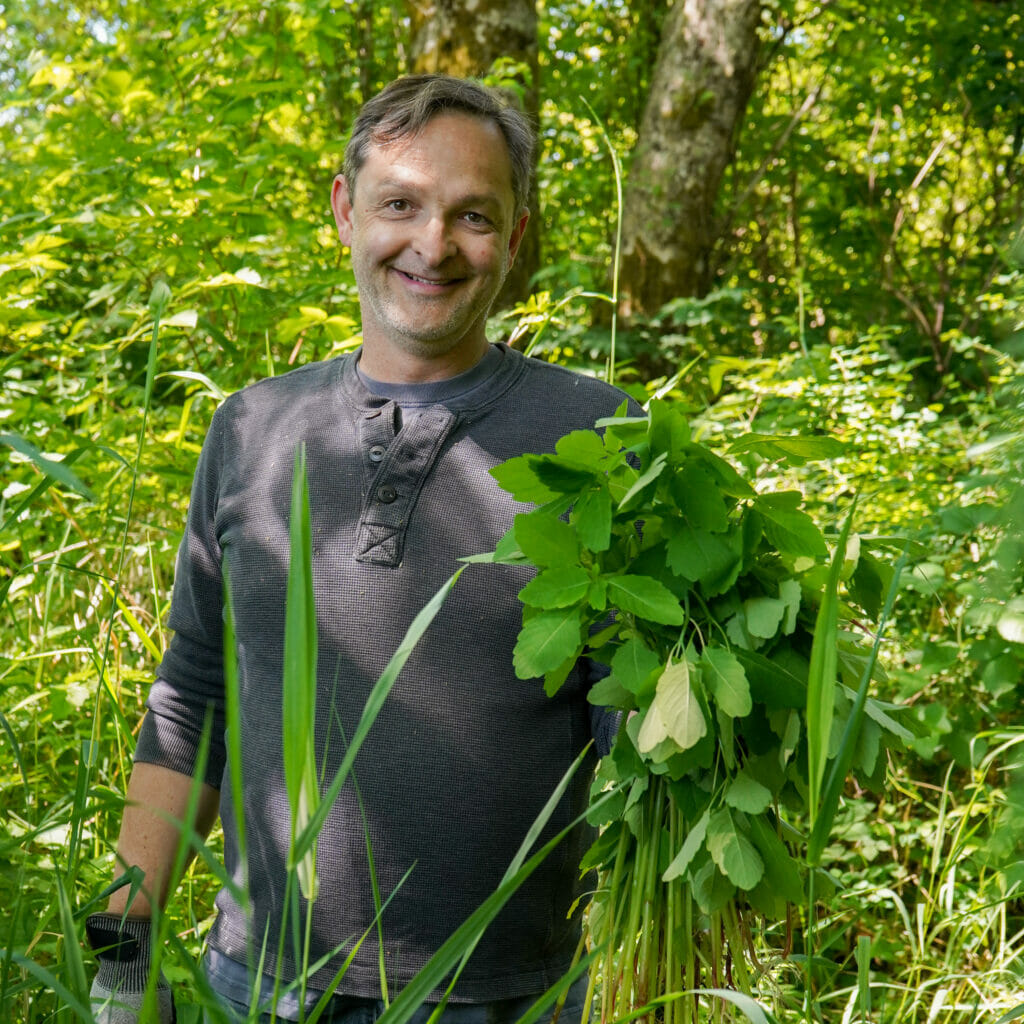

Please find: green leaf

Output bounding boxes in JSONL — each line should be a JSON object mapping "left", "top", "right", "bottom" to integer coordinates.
{"left": 574, "top": 487, "right": 612, "bottom": 551}
{"left": 513, "top": 608, "right": 585, "bottom": 678}
{"left": 514, "top": 513, "right": 579, "bottom": 567}
{"left": 610, "top": 637, "right": 661, "bottom": 696}
{"left": 638, "top": 659, "right": 707, "bottom": 753}
{"left": 618, "top": 451, "right": 668, "bottom": 511}
{"left": 706, "top": 809, "right": 764, "bottom": 890}
{"left": 663, "top": 808, "right": 710, "bottom": 881}
{"left": 606, "top": 574, "right": 685, "bottom": 625}
{"left": 534, "top": 458, "right": 597, "bottom": 494}
{"left": 518, "top": 566, "right": 591, "bottom": 608}
{"left": 297, "top": 569, "right": 464, "bottom": 853}
{"left": 490, "top": 456, "right": 559, "bottom": 503}
{"left": 554, "top": 428, "right": 607, "bottom": 466}
{"left": 757, "top": 492, "right": 828, "bottom": 558}
{"left": 1, "top": 433, "right": 95, "bottom": 501}
{"left": 744, "top": 597, "right": 785, "bottom": 639}
{"left": 282, "top": 444, "right": 320, "bottom": 901}
{"left": 806, "top": 505, "right": 856, "bottom": 847}
{"left": 670, "top": 462, "right": 730, "bottom": 531}
{"left": 701, "top": 647, "right": 752, "bottom": 717}
{"left": 733, "top": 648, "right": 805, "bottom": 708}
{"left": 665, "top": 524, "right": 741, "bottom": 591}
{"left": 748, "top": 816, "right": 803, "bottom": 905}
{"left": 587, "top": 673, "right": 631, "bottom": 708}
{"left": 725, "top": 772, "right": 772, "bottom": 814}
{"left": 779, "top": 578, "right": 801, "bottom": 634}
{"left": 728, "top": 433, "right": 845, "bottom": 465}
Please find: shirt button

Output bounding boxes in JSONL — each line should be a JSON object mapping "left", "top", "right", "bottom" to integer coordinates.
{"left": 368, "top": 444, "right": 386, "bottom": 462}
{"left": 376, "top": 484, "right": 397, "bottom": 504}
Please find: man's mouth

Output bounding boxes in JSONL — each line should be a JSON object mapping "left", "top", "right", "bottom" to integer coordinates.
{"left": 394, "top": 269, "right": 461, "bottom": 287}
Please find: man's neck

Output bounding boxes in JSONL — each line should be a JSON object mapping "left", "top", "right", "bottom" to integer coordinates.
{"left": 356, "top": 338, "right": 490, "bottom": 384}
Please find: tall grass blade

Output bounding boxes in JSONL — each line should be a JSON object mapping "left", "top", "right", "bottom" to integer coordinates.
{"left": 808, "top": 542, "right": 907, "bottom": 863}
{"left": 294, "top": 567, "right": 465, "bottom": 854}
{"left": 377, "top": 776, "right": 623, "bottom": 1024}
{"left": 222, "top": 556, "right": 248, "bottom": 899}
{"left": 0, "top": 433, "right": 94, "bottom": 502}
{"left": 283, "top": 443, "right": 321, "bottom": 901}
{"left": 430, "top": 742, "right": 599, "bottom": 1018}
{"left": 10, "top": 955, "right": 92, "bottom": 1024}
{"left": 805, "top": 505, "right": 856, "bottom": 830}
{"left": 56, "top": 873, "right": 89, "bottom": 1014}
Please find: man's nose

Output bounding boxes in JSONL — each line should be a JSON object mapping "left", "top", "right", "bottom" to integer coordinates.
{"left": 413, "top": 216, "right": 457, "bottom": 265}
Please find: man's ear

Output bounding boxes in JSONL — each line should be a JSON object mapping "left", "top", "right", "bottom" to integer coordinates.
{"left": 330, "top": 175, "right": 354, "bottom": 247}
{"left": 507, "top": 208, "right": 530, "bottom": 268}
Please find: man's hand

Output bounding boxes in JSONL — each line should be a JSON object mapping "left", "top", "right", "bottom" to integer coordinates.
{"left": 86, "top": 913, "right": 175, "bottom": 1024}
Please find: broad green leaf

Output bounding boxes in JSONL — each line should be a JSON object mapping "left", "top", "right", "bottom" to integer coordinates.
{"left": 543, "top": 655, "right": 577, "bottom": 697}
{"left": 610, "top": 637, "right": 661, "bottom": 696}
{"left": 725, "top": 772, "right": 772, "bottom": 814}
{"left": 733, "top": 648, "right": 805, "bottom": 708}
{"left": 748, "top": 816, "right": 803, "bottom": 905}
{"left": 514, "top": 513, "right": 579, "bottom": 567}
{"left": 638, "top": 659, "right": 707, "bottom": 753}
{"left": 701, "top": 647, "right": 751, "bottom": 717}
{"left": 513, "top": 607, "right": 585, "bottom": 678}
{"left": 586, "top": 673, "right": 631, "bottom": 708}
{"left": 779, "top": 578, "right": 801, "bottom": 634}
{"left": 706, "top": 809, "right": 764, "bottom": 890}
{"left": 744, "top": 597, "right": 785, "bottom": 639}
{"left": 728, "top": 433, "right": 845, "bottom": 465}
{"left": 518, "top": 566, "right": 590, "bottom": 609}
{"left": 665, "top": 524, "right": 740, "bottom": 591}
{"left": 618, "top": 452, "right": 668, "bottom": 511}
{"left": 663, "top": 808, "right": 709, "bottom": 881}
{"left": 490, "top": 457, "right": 559, "bottom": 503}
{"left": 692, "top": 859, "right": 736, "bottom": 914}
{"left": 997, "top": 602, "right": 1024, "bottom": 644}
{"left": 670, "top": 462, "right": 729, "bottom": 532}
{"left": 534, "top": 458, "right": 597, "bottom": 494}
{"left": 606, "top": 574, "right": 685, "bottom": 625}
{"left": 573, "top": 487, "right": 612, "bottom": 551}
{"left": 757, "top": 492, "right": 828, "bottom": 558}
{"left": 554, "top": 428, "right": 607, "bottom": 466}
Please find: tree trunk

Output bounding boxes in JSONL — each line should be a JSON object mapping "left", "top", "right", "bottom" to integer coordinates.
{"left": 619, "top": 0, "right": 763, "bottom": 318}
{"left": 406, "top": 0, "right": 539, "bottom": 308}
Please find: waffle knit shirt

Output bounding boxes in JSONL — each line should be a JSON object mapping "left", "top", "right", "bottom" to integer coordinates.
{"left": 135, "top": 343, "right": 636, "bottom": 1003}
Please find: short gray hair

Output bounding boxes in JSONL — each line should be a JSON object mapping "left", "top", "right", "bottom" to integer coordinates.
{"left": 343, "top": 74, "right": 534, "bottom": 213}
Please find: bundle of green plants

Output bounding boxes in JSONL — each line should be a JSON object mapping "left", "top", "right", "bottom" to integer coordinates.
{"left": 483, "top": 399, "right": 910, "bottom": 1023}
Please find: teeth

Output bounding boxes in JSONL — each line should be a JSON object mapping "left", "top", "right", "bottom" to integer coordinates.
{"left": 402, "top": 271, "right": 449, "bottom": 285}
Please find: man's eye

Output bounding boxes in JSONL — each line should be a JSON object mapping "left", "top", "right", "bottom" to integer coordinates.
{"left": 387, "top": 199, "right": 410, "bottom": 212}
{"left": 464, "top": 211, "right": 489, "bottom": 226}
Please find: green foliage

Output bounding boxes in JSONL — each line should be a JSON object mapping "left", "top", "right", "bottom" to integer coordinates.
{"left": 485, "top": 399, "right": 908, "bottom": 1020}
{"left": 2, "top": 0, "right": 1022, "bottom": 1019}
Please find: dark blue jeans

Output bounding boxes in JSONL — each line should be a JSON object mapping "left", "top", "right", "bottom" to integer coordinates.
{"left": 203, "top": 975, "right": 590, "bottom": 1024}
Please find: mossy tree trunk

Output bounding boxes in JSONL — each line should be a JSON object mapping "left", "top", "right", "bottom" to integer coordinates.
{"left": 619, "top": 0, "right": 763, "bottom": 319}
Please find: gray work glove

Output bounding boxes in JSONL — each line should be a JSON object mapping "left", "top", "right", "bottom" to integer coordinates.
{"left": 86, "top": 913, "right": 175, "bottom": 1024}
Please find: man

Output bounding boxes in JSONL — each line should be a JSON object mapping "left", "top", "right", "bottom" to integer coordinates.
{"left": 87, "top": 74, "right": 634, "bottom": 1024}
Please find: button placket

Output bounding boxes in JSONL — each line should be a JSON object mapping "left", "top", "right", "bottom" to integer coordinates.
{"left": 355, "top": 405, "right": 459, "bottom": 566}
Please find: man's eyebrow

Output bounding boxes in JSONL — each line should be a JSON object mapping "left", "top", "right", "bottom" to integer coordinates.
{"left": 370, "top": 178, "right": 505, "bottom": 210}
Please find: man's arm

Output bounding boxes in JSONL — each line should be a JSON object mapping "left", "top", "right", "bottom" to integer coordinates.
{"left": 105, "top": 762, "right": 220, "bottom": 919}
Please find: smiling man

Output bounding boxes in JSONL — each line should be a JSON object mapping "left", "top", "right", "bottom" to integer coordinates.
{"left": 86, "top": 75, "right": 637, "bottom": 1024}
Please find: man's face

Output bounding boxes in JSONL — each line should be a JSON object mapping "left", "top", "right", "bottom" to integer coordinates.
{"left": 331, "top": 112, "right": 529, "bottom": 378}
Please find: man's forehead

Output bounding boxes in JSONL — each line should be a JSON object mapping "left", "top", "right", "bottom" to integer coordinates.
{"left": 360, "top": 113, "right": 515, "bottom": 196}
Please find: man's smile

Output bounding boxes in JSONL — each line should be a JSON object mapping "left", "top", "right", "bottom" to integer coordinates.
{"left": 393, "top": 268, "right": 465, "bottom": 289}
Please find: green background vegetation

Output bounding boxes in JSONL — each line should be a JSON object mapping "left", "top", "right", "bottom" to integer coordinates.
{"left": 2, "top": 0, "right": 1023, "bottom": 1020}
